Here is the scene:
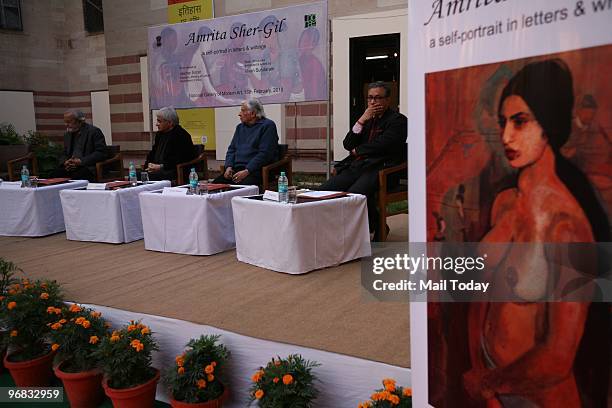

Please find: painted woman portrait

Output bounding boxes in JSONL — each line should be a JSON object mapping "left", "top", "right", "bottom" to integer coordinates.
{"left": 460, "top": 59, "right": 609, "bottom": 407}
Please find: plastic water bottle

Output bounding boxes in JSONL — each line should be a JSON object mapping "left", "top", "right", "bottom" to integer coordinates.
{"left": 129, "top": 162, "right": 137, "bottom": 186}
{"left": 189, "top": 168, "right": 198, "bottom": 194}
{"left": 278, "top": 171, "right": 288, "bottom": 203}
{"left": 20, "top": 165, "right": 30, "bottom": 188}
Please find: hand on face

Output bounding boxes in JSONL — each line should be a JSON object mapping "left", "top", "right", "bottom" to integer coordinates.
{"left": 360, "top": 87, "right": 390, "bottom": 123}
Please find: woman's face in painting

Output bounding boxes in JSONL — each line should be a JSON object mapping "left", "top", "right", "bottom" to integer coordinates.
{"left": 499, "top": 95, "right": 549, "bottom": 169}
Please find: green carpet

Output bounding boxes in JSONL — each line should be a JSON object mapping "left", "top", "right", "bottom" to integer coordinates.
{"left": 0, "top": 371, "right": 169, "bottom": 407}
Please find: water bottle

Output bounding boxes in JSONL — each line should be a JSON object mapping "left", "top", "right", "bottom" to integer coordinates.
{"left": 278, "top": 171, "right": 288, "bottom": 203}
{"left": 189, "top": 168, "right": 198, "bottom": 194}
{"left": 20, "top": 165, "right": 30, "bottom": 188}
{"left": 129, "top": 162, "right": 137, "bottom": 186}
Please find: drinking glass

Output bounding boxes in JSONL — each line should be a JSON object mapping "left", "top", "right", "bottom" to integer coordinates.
{"left": 141, "top": 171, "right": 149, "bottom": 184}
{"left": 287, "top": 186, "right": 297, "bottom": 204}
{"left": 198, "top": 179, "right": 208, "bottom": 195}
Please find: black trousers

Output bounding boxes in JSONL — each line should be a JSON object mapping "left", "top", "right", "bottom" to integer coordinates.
{"left": 212, "top": 166, "right": 262, "bottom": 188}
{"left": 148, "top": 168, "right": 177, "bottom": 181}
{"left": 51, "top": 165, "right": 96, "bottom": 182}
{"left": 318, "top": 163, "right": 380, "bottom": 234}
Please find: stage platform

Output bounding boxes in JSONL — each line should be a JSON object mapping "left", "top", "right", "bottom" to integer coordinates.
{"left": 0, "top": 214, "right": 410, "bottom": 406}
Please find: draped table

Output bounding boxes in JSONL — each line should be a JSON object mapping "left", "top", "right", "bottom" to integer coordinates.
{"left": 139, "top": 185, "right": 259, "bottom": 255}
{"left": 0, "top": 180, "right": 88, "bottom": 236}
{"left": 231, "top": 194, "right": 371, "bottom": 274}
{"left": 60, "top": 181, "right": 170, "bottom": 243}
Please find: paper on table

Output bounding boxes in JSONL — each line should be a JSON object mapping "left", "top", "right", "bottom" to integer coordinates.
{"left": 86, "top": 183, "right": 107, "bottom": 190}
{"left": 162, "top": 187, "right": 188, "bottom": 196}
{"left": 298, "top": 191, "right": 347, "bottom": 199}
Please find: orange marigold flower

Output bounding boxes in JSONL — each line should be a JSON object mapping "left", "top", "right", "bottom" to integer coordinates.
{"left": 10, "top": 330, "right": 17, "bottom": 337}
{"left": 51, "top": 322, "right": 62, "bottom": 330}
{"left": 47, "top": 306, "right": 56, "bottom": 314}
{"left": 51, "top": 343, "right": 60, "bottom": 351}
{"left": 402, "top": 387, "right": 412, "bottom": 397}
{"left": 130, "top": 339, "right": 142, "bottom": 349}
{"left": 388, "top": 394, "right": 400, "bottom": 405}
{"left": 81, "top": 320, "right": 91, "bottom": 328}
{"left": 358, "top": 403, "right": 372, "bottom": 408}
{"left": 207, "top": 374, "right": 214, "bottom": 382}
{"left": 175, "top": 356, "right": 184, "bottom": 367}
{"left": 384, "top": 382, "right": 396, "bottom": 393}
{"left": 197, "top": 379, "right": 206, "bottom": 389}
{"left": 282, "top": 374, "right": 293, "bottom": 385}
{"left": 371, "top": 392, "right": 384, "bottom": 401}
{"left": 211, "top": 361, "right": 217, "bottom": 367}
{"left": 204, "top": 364, "right": 214, "bottom": 374}
{"left": 254, "top": 389, "right": 264, "bottom": 399}
{"left": 7, "top": 301, "right": 16, "bottom": 310}
{"left": 89, "top": 336, "right": 99, "bottom": 344}
{"left": 54, "top": 308, "right": 62, "bottom": 315}
{"left": 251, "top": 370, "right": 264, "bottom": 383}
{"left": 127, "top": 324, "right": 137, "bottom": 331}
{"left": 59, "top": 319, "right": 67, "bottom": 324}
{"left": 273, "top": 377, "right": 280, "bottom": 384}
{"left": 69, "top": 304, "right": 81, "bottom": 313}
{"left": 40, "top": 292, "right": 49, "bottom": 300}
{"left": 141, "top": 327, "right": 150, "bottom": 335}
{"left": 110, "top": 335, "right": 120, "bottom": 343}
{"left": 75, "top": 317, "right": 85, "bottom": 325}
{"left": 178, "top": 367, "right": 185, "bottom": 375}
{"left": 90, "top": 311, "right": 101, "bottom": 318}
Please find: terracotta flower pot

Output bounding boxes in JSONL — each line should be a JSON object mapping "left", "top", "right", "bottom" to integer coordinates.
{"left": 54, "top": 362, "right": 104, "bottom": 408}
{"left": 103, "top": 368, "right": 160, "bottom": 408}
{"left": 4, "top": 350, "right": 55, "bottom": 386}
{"left": 170, "top": 386, "right": 229, "bottom": 408}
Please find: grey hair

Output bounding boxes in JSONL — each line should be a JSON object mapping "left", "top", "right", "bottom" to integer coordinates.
{"left": 242, "top": 98, "right": 266, "bottom": 119}
{"left": 157, "top": 106, "right": 179, "bottom": 125}
{"left": 64, "top": 109, "right": 86, "bottom": 122}
{"left": 368, "top": 81, "right": 391, "bottom": 97}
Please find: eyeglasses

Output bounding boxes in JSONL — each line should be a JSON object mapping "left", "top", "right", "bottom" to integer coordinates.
{"left": 367, "top": 95, "right": 387, "bottom": 101}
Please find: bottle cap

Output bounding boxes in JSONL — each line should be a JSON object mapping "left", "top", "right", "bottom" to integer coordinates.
{"left": 280, "top": 171, "right": 285, "bottom": 176}
{"left": 191, "top": 168, "right": 196, "bottom": 171}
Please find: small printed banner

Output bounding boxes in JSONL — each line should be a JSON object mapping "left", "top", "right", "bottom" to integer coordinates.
{"left": 177, "top": 107, "right": 215, "bottom": 148}
{"left": 168, "top": 0, "right": 213, "bottom": 24}
{"left": 149, "top": 1, "right": 328, "bottom": 108}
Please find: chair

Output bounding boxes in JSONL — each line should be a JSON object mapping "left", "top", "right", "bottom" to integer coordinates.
{"left": 7, "top": 152, "right": 38, "bottom": 181}
{"left": 261, "top": 144, "right": 292, "bottom": 192}
{"left": 377, "top": 162, "right": 407, "bottom": 241}
{"left": 96, "top": 145, "right": 124, "bottom": 182}
{"left": 176, "top": 144, "right": 208, "bottom": 186}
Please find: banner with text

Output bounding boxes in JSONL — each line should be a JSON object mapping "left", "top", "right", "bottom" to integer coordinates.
{"left": 408, "top": 1, "right": 611, "bottom": 407}
{"left": 148, "top": 1, "right": 328, "bottom": 109}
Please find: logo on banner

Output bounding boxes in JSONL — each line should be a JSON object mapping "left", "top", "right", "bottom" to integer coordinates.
{"left": 304, "top": 14, "right": 317, "bottom": 28}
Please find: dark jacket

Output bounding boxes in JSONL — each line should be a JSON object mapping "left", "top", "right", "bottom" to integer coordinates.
{"left": 61, "top": 122, "right": 108, "bottom": 173}
{"left": 145, "top": 125, "right": 196, "bottom": 170}
{"left": 225, "top": 118, "right": 279, "bottom": 174}
{"left": 337, "top": 108, "right": 407, "bottom": 171}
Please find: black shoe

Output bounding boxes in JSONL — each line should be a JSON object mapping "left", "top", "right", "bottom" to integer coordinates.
{"left": 372, "top": 224, "right": 390, "bottom": 242}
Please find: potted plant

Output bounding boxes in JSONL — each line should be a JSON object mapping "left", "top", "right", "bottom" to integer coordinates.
{"left": 165, "top": 334, "right": 230, "bottom": 407}
{"left": 23, "top": 131, "right": 63, "bottom": 178}
{"left": 357, "top": 378, "right": 413, "bottom": 408}
{"left": 248, "top": 354, "right": 320, "bottom": 407}
{"left": 1, "top": 277, "right": 64, "bottom": 386}
{"left": 49, "top": 304, "right": 110, "bottom": 408}
{"left": 0, "top": 258, "right": 20, "bottom": 370}
{"left": 94, "top": 320, "right": 159, "bottom": 408}
{"left": 0, "top": 123, "right": 27, "bottom": 179}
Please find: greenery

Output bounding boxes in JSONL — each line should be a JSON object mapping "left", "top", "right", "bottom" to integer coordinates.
{"left": 94, "top": 320, "right": 158, "bottom": 389}
{"left": 0, "top": 259, "right": 20, "bottom": 300}
{"left": 24, "top": 132, "right": 63, "bottom": 178}
{"left": 1, "top": 278, "right": 64, "bottom": 361}
{"left": 48, "top": 304, "right": 110, "bottom": 373}
{"left": 248, "top": 354, "right": 320, "bottom": 408}
{"left": 358, "top": 379, "right": 412, "bottom": 408}
{"left": 0, "top": 123, "right": 25, "bottom": 145}
{"left": 165, "top": 334, "right": 230, "bottom": 404}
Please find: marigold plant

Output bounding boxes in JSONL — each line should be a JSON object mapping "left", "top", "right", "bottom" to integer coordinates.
{"left": 358, "top": 378, "right": 412, "bottom": 408}
{"left": 47, "top": 304, "right": 109, "bottom": 372}
{"left": 248, "top": 354, "right": 320, "bottom": 408}
{"left": 164, "top": 334, "right": 230, "bottom": 404}
{"left": 1, "top": 278, "right": 63, "bottom": 361}
{"left": 93, "top": 320, "right": 158, "bottom": 389}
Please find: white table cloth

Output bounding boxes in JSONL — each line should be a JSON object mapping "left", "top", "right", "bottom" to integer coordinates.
{"left": 139, "top": 185, "right": 259, "bottom": 255}
{"left": 0, "top": 180, "right": 88, "bottom": 236}
{"left": 232, "top": 194, "right": 371, "bottom": 274}
{"left": 60, "top": 181, "right": 170, "bottom": 243}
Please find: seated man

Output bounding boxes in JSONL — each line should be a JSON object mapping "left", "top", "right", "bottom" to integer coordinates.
{"left": 52, "top": 109, "right": 107, "bottom": 182}
{"left": 319, "top": 81, "right": 407, "bottom": 240}
{"left": 213, "top": 98, "right": 279, "bottom": 186}
{"left": 145, "top": 107, "right": 196, "bottom": 181}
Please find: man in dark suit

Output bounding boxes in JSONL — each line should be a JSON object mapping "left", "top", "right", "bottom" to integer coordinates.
{"left": 145, "top": 107, "right": 196, "bottom": 181}
{"left": 319, "top": 81, "right": 407, "bottom": 240}
{"left": 52, "top": 109, "right": 107, "bottom": 181}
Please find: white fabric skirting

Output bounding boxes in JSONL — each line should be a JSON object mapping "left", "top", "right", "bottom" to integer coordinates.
{"left": 80, "top": 303, "right": 411, "bottom": 408}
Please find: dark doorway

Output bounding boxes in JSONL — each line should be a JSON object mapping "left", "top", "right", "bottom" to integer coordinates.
{"left": 349, "top": 33, "right": 400, "bottom": 125}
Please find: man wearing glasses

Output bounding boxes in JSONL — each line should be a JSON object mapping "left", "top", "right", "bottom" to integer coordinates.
{"left": 319, "top": 81, "right": 407, "bottom": 241}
